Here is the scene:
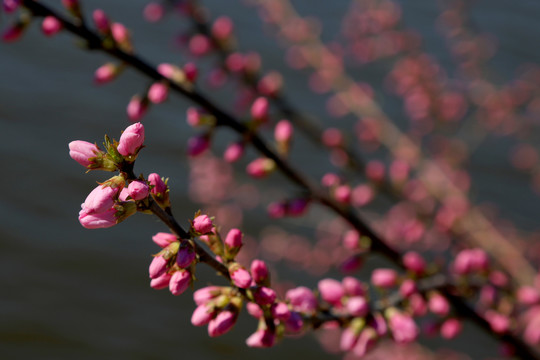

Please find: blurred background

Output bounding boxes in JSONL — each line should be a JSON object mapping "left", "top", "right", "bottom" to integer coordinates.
{"left": 2, "top": 0, "right": 540, "bottom": 359}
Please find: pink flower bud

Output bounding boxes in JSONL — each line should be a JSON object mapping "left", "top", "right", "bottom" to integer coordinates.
{"left": 224, "top": 142, "right": 245, "bottom": 163}
{"left": 388, "top": 310, "right": 418, "bottom": 344}
{"left": 176, "top": 243, "right": 196, "bottom": 268}
{"left": 149, "top": 255, "right": 168, "bottom": 279}
{"left": 82, "top": 184, "right": 119, "bottom": 214}
{"left": 250, "top": 260, "right": 269, "bottom": 285}
{"left": 517, "top": 286, "right": 540, "bottom": 305}
{"left": 322, "top": 128, "right": 343, "bottom": 147}
{"left": 117, "top": 122, "right": 145, "bottom": 156}
{"left": 274, "top": 120, "right": 293, "bottom": 143}
{"left": 226, "top": 53, "right": 245, "bottom": 73}
{"left": 428, "top": 293, "right": 450, "bottom": 316}
{"left": 250, "top": 97, "right": 269, "bottom": 121}
{"left": 3, "top": 0, "right": 19, "bottom": 13}
{"left": 371, "top": 268, "right": 398, "bottom": 288}
{"left": 399, "top": 279, "right": 417, "bottom": 298}
{"left": 366, "top": 160, "right": 385, "bottom": 182}
{"left": 111, "top": 22, "right": 129, "bottom": 44}
{"left": 246, "top": 302, "right": 263, "bottom": 318}
{"left": 287, "top": 198, "right": 309, "bottom": 217}
{"left": 453, "top": 248, "right": 489, "bottom": 275}
{"left": 342, "top": 276, "right": 365, "bottom": 296}
{"left": 118, "top": 188, "right": 130, "bottom": 202}
{"left": 339, "top": 254, "right": 363, "bottom": 273}
{"left": 148, "top": 173, "right": 167, "bottom": 196}
{"left": 183, "top": 62, "right": 198, "bottom": 82}
{"left": 318, "top": 278, "right": 345, "bottom": 306}
{"left": 187, "top": 135, "right": 210, "bottom": 157}
{"left": 152, "top": 232, "right": 177, "bottom": 248}
{"left": 169, "top": 269, "right": 191, "bottom": 295}
{"left": 94, "top": 63, "right": 118, "bottom": 84}
{"left": 286, "top": 286, "right": 317, "bottom": 314}
{"left": 267, "top": 202, "right": 286, "bottom": 218}
{"left": 126, "top": 96, "right": 147, "bottom": 122}
{"left": 78, "top": 208, "right": 117, "bottom": 229}
{"left": 127, "top": 180, "right": 149, "bottom": 200}
{"left": 246, "top": 158, "right": 275, "bottom": 178}
{"left": 258, "top": 71, "right": 283, "bottom": 97}
{"left": 346, "top": 296, "right": 369, "bottom": 317}
{"left": 42, "top": 16, "right": 62, "bottom": 36}
{"left": 212, "top": 16, "right": 234, "bottom": 40}
{"left": 225, "top": 228, "right": 243, "bottom": 249}
{"left": 143, "top": 2, "right": 164, "bottom": 23}
{"left": 193, "top": 286, "right": 221, "bottom": 306}
{"left": 189, "top": 34, "right": 211, "bottom": 56}
{"left": 403, "top": 251, "right": 426, "bottom": 274}
{"left": 485, "top": 310, "right": 510, "bottom": 334}
{"left": 352, "top": 328, "right": 377, "bottom": 357}
{"left": 334, "top": 185, "right": 351, "bottom": 203}
{"left": 148, "top": 82, "right": 168, "bottom": 104}
{"left": 342, "top": 230, "right": 360, "bottom": 250}
{"left": 340, "top": 327, "right": 359, "bottom": 351}
{"left": 92, "top": 9, "right": 109, "bottom": 33}
{"left": 440, "top": 318, "right": 462, "bottom": 339}
{"left": 157, "top": 63, "right": 178, "bottom": 79}
{"left": 208, "top": 310, "right": 237, "bottom": 337}
{"left": 524, "top": 314, "right": 540, "bottom": 345}
{"left": 68, "top": 140, "right": 102, "bottom": 168}
{"left": 351, "top": 184, "right": 374, "bottom": 207}
{"left": 230, "top": 266, "right": 252, "bottom": 289}
{"left": 2, "top": 23, "right": 24, "bottom": 42}
{"left": 191, "top": 303, "right": 215, "bottom": 326}
{"left": 192, "top": 214, "right": 213, "bottom": 234}
{"left": 372, "top": 313, "right": 387, "bottom": 336}
{"left": 253, "top": 286, "right": 276, "bottom": 306}
{"left": 150, "top": 272, "right": 172, "bottom": 289}
{"left": 321, "top": 173, "right": 340, "bottom": 187}
{"left": 409, "top": 293, "right": 427, "bottom": 316}
{"left": 272, "top": 302, "right": 291, "bottom": 321}
{"left": 246, "top": 329, "right": 275, "bottom": 348}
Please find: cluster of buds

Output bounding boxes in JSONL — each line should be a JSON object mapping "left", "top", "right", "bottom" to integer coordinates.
{"left": 149, "top": 232, "right": 195, "bottom": 296}
{"left": 69, "top": 123, "right": 154, "bottom": 228}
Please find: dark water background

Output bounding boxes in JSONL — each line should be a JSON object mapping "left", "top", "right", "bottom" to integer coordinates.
{"left": 1, "top": 0, "right": 540, "bottom": 359}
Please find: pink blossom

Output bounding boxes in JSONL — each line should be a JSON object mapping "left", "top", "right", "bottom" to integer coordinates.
{"left": 187, "top": 135, "right": 209, "bottom": 157}
{"left": 157, "top": 63, "right": 178, "bottom": 79}
{"left": 366, "top": 160, "right": 385, "bottom": 182}
{"left": 272, "top": 302, "right": 291, "bottom": 321}
{"left": 517, "top": 286, "right": 540, "bottom": 305}
{"left": 246, "top": 329, "right": 275, "bottom": 348}
{"left": 193, "top": 286, "right": 222, "bottom": 305}
{"left": 94, "top": 63, "right": 117, "bottom": 84}
{"left": 388, "top": 311, "right": 419, "bottom": 344}
{"left": 318, "top": 278, "right": 345, "bottom": 306}
{"left": 274, "top": 120, "right": 293, "bottom": 142}
{"left": 223, "top": 142, "right": 244, "bottom": 163}
{"left": 78, "top": 208, "right": 117, "bottom": 229}
{"left": 127, "top": 180, "right": 149, "bottom": 200}
{"left": 250, "top": 97, "right": 269, "bottom": 121}
{"left": 126, "top": 96, "right": 147, "bottom": 122}
{"left": 230, "top": 267, "right": 252, "bottom": 289}
{"left": 148, "top": 255, "right": 168, "bottom": 279}
{"left": 346, "top": 296, "right": 369, "bottom": 317}
{"left": 253, "top": 286, "right": 276, "bottom": 306}
{"left": 340, "top": 327, "right": 359, "bottom": 351}
{"left": 524, "top": 314, "right": 540, "bottom": 344}
{"left": 485, "top": 310, "right": 510, "bottom": 334}
{"left": 352, "top": 328, "right": 377, "bottom": 357}
{"left": 117, "top": 122, "right": 145, "bottom": 156}
{"left": 152, "top": 232, "right": 177, "bottom": 248}
{"left": 212, "top": 16, "right": 234, "bottom": 40}
{"left": 246, "top": 302, "right": 263, "bottom": 318}
{"left": 334, "top": 185, "right": 351, "bottom": 203}
{"left": 246, "top": 158, "right": 274, "bottom": 178}
{"left": 148, "top": 173, "right": 167, "bottom": 196}
{"left": 287, "top": 198, "right": 309, "bottom": 217}
{"left": 148, "top": 82, "right": 168, "bottom": 104}
{"left": 3, "top": 0, "right": 19, "bottom": 13}
{"left": 453, "top": 248, "right": 489, "bottom": 275}
{"left": 409, "top": 293, "right": 427, "bottom": 316}
{"left": 92, "top": 9, "right": 109, "bottom": 33}
{"left": 321, "top": 128, "right": 343, "bottom": 147}
{"left": 111, "top": 22, "right": 129, "bottom": 44}
{"left": 339, "top": 255, "right": 363, "bottom": 273}
{"left": 150, "top": 272, "right": 172, "bottom": 290}
{"left": 183, "top": 62, "right": 198, "bottom": 82}
{"left": 342, "top": 230, "right": 360, "bottom": 250}
{"left": 399, "top": 279, "right": 417, "bottom": 298}
{"left": 176, "top": 243, "right": 196, "bottom": 268}
{"left": 42, "top": 16, "right": 62, "bottom": 36}
{"left": 267, "top": 202, "right": 286, "bottom": 218}
{"left": 191, "top": 303, "right": 215, "bottom": 326}
{"left": 284, "top": 311, "right": 303, "bottom": 333}
{"left": 286, "top": 286, "right": 317, "bottom": 314}
{"left": 321, "top": 173, "right": 340, "bottom": 187}
{"left": 169, "top": 270, "right": 191, "bottom": 295}
{"left": 224, "top": 228, "right": 243, "bottom": 249}
{"left": 208, "top": 310, "right": 237, "bottom": 337}
{"left": 192, "top": 214, "right": 213, "bottom": 234}
{"left": 342, "top": 277, "right": 365, "bottom": 296}
{"left": 371, "top": 268, "right": 398, "bottom": 288}
{"left": 189, "top": 34, "right": 212, "bottom": 56}
{"left": 440, "top": 318, "right": 462, "bottom": 339}
{"left": 226, "top": 53, "right": 245, "bottom": 73}
{"left": 250, "top": 259, "right": 269, "bottom": 285}
{"left": 403, "top": 251, "right": 426, "bottom": 274}
{"left": 428, "top": 293, "right": 450, "bottom": 316}
{"left": 68, "top": 140, "right": 102, "bottom": 168}
{"left": 82, "top": 185, "right": 119, "bottom": 214}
